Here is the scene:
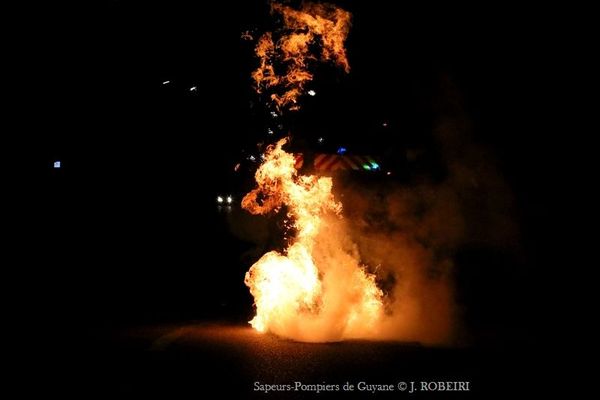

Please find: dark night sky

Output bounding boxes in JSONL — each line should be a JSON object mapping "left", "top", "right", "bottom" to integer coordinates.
{"left": 31, "top": 0, "right": 560, "bottom": 338}
{"left": 39, "top": 1, "right": 556, "bottom": 200}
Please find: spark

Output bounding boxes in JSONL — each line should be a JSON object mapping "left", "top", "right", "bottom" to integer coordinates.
{"left": 308, "top": 90, "right": 316, "bottom": 96}
{"left": 162, "top": 80, "right": 170, "bottom": 85}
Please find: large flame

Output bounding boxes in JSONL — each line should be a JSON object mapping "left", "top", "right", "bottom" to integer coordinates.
{"left": 242, "top": 139, "right": 383, "bottom": 342}
{"left": 252, "top": 2, "right": 351, "bottom": 112}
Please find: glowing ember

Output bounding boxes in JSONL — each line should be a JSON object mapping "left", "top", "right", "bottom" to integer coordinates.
{"left": 251, "top": 2, "right": 351, "bottom": 112}
{"left": 242, "top": 139, "right": 383, "bottom": 342}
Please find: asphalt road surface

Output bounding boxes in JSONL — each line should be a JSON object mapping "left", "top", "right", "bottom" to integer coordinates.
{"left": 67, "top": 322, "right": 548, "bottom": 398}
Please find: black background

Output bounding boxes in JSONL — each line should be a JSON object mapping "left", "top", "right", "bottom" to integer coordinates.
{"left": 25, "top": 0, "right": 567, "bottom": 396}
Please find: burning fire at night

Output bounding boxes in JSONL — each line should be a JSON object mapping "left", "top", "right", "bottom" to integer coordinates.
{"left": 252, "top": 1, "right": 351, "bottom": 112}
{"left": 242, "top": 2, "right": 458, "bottom": 344}
{"left": 243, "top": 2, "right": 387, "bottom": 342}
{"left": 242, "top": 138, "right": 383, "bottom": 341}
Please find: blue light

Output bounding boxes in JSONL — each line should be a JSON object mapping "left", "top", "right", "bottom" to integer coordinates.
{"left": 53, "top": 161, "right": 61, "bottom": 169}
{"left": 370, "top": 161, "right": 380, "bottom": 170}
{"left": 337, "top": 147, "right": 347, "bottom": 155}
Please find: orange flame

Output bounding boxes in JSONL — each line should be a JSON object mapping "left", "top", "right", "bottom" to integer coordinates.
{"left": 242, "top": 139, "right": 383, "bottom": 341}
{"left": 251, "top": 2, "right": 351, "bottom": 112}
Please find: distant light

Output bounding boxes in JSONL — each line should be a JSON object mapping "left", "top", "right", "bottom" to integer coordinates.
{"left": 337, "top": 147, "right": 347, "bottom": 155}
{"left": 53, "top": 161, "right": 61, "bottom": 169}
{"left": 190, "top": 86, "right": 197, "bottom": 91}
{"left": 382, "top": 121, "right": 388, "bottom": 127}
{"left": 267, "top": 128, "right": 274, "bottom": 135}
{"left": 226, "top": 196, "right": 233, "bottom": 204}
{"left": 362, "top": 164, "right": 371, "bottom": 170}
{"left": 318, "top": 137, "right": 324, "bottom": 143}
{"left": 162, "top": 80, "right": 170, "bottom": 85}
{"left": 241, "top": 30, "right": 253, "bottom": 41}
{"left": 308, "top": 90, "right": 316, "bottom": 96}
{"left": 370, "top": 161, "right": 380, "bottom": 170}
{"left": 234, "top": 163, "right": 240, "bottom": 172}
{"left": 270, "top": 111, "right": 278, "bottom": 118}
{"left": 248, "top": 155, "right": 256, "bottom": 162}
{"left": 386, "top": 171, "right": 392, "bottom": 176}
{"left": 217, "top": 196, "right": 224, "bottom": 203}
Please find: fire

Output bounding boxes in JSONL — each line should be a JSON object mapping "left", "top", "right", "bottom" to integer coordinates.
{"left": 252, "top": 2, "right": 351, "bottom": 112}
{"left": 242, "top": 139, "right": 383, "bottom": 342}
{"left": 243, "top": 2, "right": 383, "bottom": 342}
{"left": 236, "top": 2, "right": 457, "bottom": 345}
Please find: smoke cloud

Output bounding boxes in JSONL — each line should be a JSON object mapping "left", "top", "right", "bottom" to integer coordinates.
{"left": 333, "top": 75, "right": 518, "bottom": 345}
